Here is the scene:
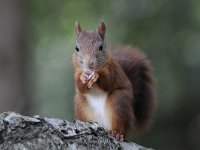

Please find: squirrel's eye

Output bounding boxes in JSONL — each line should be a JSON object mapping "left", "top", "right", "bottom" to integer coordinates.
{"left": 99, "top": 45, "right": 103, "bottom": 51}
{"left": 75, "top": 46, "right": 79, "bottom": 52}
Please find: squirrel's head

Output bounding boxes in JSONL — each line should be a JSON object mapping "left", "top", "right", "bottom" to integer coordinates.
{"left": 74, "top": 21, "right": 108, "bottom": 73}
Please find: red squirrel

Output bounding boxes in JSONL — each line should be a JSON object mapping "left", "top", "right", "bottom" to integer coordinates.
{"left": 72, "top": 21, "right": 155, "bottom": 140}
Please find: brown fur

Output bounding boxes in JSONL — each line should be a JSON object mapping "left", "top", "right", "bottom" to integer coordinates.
{"left": 97, "top": 59, "right": 135, "bottom": 137}
{"left": 112, "top": 46, "right": 155, "bottom": 132}
{"left": 72, "top": 21, "right": 155, "bottom": 139}
{"left": 72, "top": 59, "right": 89, "bottom": 93}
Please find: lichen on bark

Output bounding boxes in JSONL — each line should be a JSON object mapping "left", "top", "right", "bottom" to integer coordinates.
{"left": 0, "top": 112, "right": 152, "bottom": 150}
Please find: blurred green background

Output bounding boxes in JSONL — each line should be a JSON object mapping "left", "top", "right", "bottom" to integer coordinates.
{"left": 0, "top": 0, "right": 200, "bottom": 149}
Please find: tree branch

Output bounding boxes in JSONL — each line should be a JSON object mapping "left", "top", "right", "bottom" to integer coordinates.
{"left": 0, "top": 112, "right": 153, "bottom": 150}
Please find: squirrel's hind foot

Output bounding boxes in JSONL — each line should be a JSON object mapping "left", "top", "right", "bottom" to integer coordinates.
{"left": 108, "top": 130, "right": 124, "bottom": 141}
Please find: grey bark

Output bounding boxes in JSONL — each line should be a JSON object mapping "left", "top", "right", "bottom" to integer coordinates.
{"left": 0, "top": 112, "right": 153, "bottom": 150}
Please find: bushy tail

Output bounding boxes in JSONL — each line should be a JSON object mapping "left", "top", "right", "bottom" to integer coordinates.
{"left": 112, "top": 46, "right": 155, "bottom": 132}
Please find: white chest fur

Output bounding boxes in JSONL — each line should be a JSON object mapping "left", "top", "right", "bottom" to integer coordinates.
{"left": 85, "top": 87, "right": 110, "bottom": 129}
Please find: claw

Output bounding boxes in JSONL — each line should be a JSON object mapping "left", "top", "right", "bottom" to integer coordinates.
{"left": 108, "top": 130, "right": 124, "bottom": 141}
{"left": 87, "top": 72, "right": 99, "bottom": 88}
{"left": 88, "top": 72, "right": 95, "bottom": 80}
{"left": 116, "top": 134, "right": 124, "bottom": 141}
{"left": 80, "top": 72, "right": 89, "bottom": 84}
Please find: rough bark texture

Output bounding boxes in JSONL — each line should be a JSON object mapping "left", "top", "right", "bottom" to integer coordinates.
{"left": 0, "top": 112, "right": 153, "bottom": 150}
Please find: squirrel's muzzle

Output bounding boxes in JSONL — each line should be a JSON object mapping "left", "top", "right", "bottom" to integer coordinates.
{"left": 88, "top": 62, "right": 94, "bottom": 70}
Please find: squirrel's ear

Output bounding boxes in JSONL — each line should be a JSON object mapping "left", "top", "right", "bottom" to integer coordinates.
{"left": 75, "top": 21, "right": 82, "bottom": 35}
{"left": 97, "top": 21, "right": 106, "bottom": 39}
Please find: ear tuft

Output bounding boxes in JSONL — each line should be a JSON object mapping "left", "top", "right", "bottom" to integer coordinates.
{"left": 75, "top": 21, "right": 82, "bottom": 35}
{"left": 97, "top": 20, "right": 106, "bottom": 39}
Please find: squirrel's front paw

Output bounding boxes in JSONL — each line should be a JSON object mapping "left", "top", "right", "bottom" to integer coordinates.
{"left": 87, "top": 72, "right": 99, "bottom": 88}
{"left": 80, "top": 72, "right": 89, "bottom": 84}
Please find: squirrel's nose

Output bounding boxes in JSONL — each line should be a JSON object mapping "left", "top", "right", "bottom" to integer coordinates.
{"left": 88, "top": 62, "right": 94, "bottom": 69}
